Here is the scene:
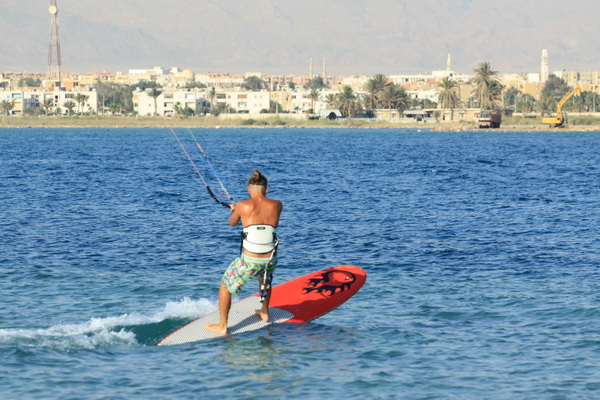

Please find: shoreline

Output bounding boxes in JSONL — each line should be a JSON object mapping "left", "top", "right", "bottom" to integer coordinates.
{"left": 1, "top": 116, "right": 600, "bottom": 132}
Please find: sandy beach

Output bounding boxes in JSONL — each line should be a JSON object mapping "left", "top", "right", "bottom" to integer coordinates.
{"left": 2, "top": 115, "right": 600, "bottom": 132}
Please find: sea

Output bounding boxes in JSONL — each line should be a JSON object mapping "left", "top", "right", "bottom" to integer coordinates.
{"left": 1, "top": 127, "right": 600, "bottom": 399}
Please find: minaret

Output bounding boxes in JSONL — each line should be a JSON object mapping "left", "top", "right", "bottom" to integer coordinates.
{"left": 322, "top": 58, "right": 327, "bottom": 78}
{"left": 47, "top": 0, "right": 62, "bottom": 82}
{"left": 446, "top": 53, "right": 453, "bottom": 72}
{"left": 541, "top": 49, "right": 549, "bottom": 83}
{"left": 309, "top": 58, "right": 313, "bottom": 78}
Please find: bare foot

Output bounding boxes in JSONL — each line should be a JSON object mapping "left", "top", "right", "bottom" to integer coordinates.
{"left": 255, "top": 309, "right": 270, "bottom": 322}
{"left": 205, "top": 322, "right": 227, "bottom": 336}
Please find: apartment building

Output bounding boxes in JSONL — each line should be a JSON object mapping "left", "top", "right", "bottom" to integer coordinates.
{"left": 133, "top": 89, "right": 209, "bottom": 116}
{"left": 217, "top": 90, "right": 270, "bottom": 113}
{"left": 1, "top": 90, "right": 98, "bottom": 115}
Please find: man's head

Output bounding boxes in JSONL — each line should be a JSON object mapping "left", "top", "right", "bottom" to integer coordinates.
{"left": 247, "top": 169, "right": 267, "bottom": 194}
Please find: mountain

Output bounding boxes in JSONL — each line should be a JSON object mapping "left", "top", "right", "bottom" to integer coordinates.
{"left": 1, "top": 0, "right": 599, "bottom": 75}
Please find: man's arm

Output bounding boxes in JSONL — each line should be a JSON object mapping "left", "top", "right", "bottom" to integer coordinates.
{"left": 229, "top": 204, "right": 241, "bottom": 226}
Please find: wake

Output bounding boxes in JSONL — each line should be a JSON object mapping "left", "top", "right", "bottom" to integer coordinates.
{"left": 0, "top": 297, "right": 215, "bottom": 351}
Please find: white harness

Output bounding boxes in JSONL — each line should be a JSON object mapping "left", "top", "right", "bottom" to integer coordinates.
{"left": 241, "top": 225, "right": 278, "bottom": 255}
{"left": 241, "top": 224, "right": 279, "bottom": 303}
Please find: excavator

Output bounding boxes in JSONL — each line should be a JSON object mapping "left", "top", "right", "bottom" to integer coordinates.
{"left": 541, "top": 84, "right": 583, "bottom": 127}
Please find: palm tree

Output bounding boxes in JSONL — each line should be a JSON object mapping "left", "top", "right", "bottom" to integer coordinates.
{"left": 75, "top": 93, "right": 89, "bottom": 114}
{"left": 0, "top": 100, "right": 13, "bottom": 116}
{"left": 337, "top": 86, "right": 362, "bottom": 118}
{"left": 42, "top": 98, "right": 54, "bottom": 115}
{"left": 362, "top": 74, "right": 389, "bottom": 110}
{"left": 537, "top": 93, "right": 555, "bottom": 117}
{"left": 309, "top": 88, "right": 321, "bottom": 112}
{"left": 212, "top": 102, "right": 228, "bottom": 116}
{"left": 470, "top": 62, "right": 501, "bottom": 110}
{"left": 518, "top": 94, "right": 535, "bottom": 114}
{"left": 324, "top": 93, "right": 338, "bottom": 109}
{"left": 437, "top": 77, "right": 462, "bottom": 120}
{"left": 173, "top": 102, "right": 183, "bottom": 117}
{"left": 148, "top": 87, "right": 162, "bottom": 116}
{"left": 378, "top": 84, "right": 408, "bottom": 113}
{"left": 207, "top": 87, "right": 217, "bottom": 115}
{"left": 63, "top": 101, "right": 76, "bottom": 116}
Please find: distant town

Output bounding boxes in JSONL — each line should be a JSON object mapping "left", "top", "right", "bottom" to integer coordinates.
{"left": 1, "top": 51, "right": 599, "bottom": 126}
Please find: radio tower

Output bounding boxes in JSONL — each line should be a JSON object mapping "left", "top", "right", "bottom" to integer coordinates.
{"left": 47, "top": 0, "right": 62, "bottom": 82}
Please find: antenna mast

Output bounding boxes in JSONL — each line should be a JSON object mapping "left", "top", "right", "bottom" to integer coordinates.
{"left": 47, "top": 0, "right": 62, "bottom": 82}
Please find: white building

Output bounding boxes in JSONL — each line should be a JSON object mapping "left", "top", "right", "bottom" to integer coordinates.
{"left": 218, "top": 90, "right": 270, "bottom": 113}
{"left": 1, "top": 89, "right": 98, "bottom": 115}
{"left": 133, "top": 89, "right": 209, "bottom": 116}
{"left": 194, "top": 74, "right": 245, "bottom": 89}
{"left": 407, "top": 89, "right": 439, "bottom": 103}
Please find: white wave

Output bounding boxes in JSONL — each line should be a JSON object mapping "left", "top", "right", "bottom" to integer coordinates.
{"left": 0, "top": 297, "right": 216, "bottom": 351}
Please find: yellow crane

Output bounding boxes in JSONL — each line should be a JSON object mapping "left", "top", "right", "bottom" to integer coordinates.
{"left": 541, "top": 84, "right": 583, "bottom": 127}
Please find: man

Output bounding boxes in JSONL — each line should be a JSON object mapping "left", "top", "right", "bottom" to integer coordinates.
{"left": 206, "top": 170, "right": 283, "bottom": 336}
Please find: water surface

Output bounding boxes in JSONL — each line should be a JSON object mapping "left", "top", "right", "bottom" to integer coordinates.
{"left": 1, "top": 128, "right": 600, "bottom": 399}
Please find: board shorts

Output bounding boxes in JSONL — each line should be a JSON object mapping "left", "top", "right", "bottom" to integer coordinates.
{"left": 221, "top": 255, "right": 277, "bottom": 296}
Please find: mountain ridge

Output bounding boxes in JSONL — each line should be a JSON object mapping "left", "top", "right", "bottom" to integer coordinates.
{"left": 1, "top": 0, "right": 598, "bottom": 75}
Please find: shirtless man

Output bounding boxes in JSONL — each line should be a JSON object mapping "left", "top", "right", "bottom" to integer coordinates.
{"left": 206, "top": 170, "right": 283, "bottom": 336}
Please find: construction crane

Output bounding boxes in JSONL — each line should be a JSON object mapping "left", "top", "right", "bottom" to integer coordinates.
{"left": 541, "top": 84, "right": 583, "bottom": 128}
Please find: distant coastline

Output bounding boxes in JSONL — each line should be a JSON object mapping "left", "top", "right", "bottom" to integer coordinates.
{"left": 1, "top": 115, "right": 600, "bottom": 132}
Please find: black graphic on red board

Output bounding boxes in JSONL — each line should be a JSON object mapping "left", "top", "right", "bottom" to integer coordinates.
{"left": 303, "top": 270, "right": 356, "bottom": 296}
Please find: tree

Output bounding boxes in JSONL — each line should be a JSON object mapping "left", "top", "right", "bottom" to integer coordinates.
{"left": 267, "top": 100, "right": 284, "bottom": 113}
{"left": 63, "top": 100, "right": 76, "bottom": 116}
{"left": 437, "top": 77, "right": 462, "bottom": 120}
{"left": 0, "top": 100, "right": 14, "bottom": 116}
{"left": 362, "top": 74, "right": 389, "bottom": 110}
{"left": 336, "top": 86, "right": 362, "bottom": 118}
{"left": 517, "top": 94, "right": 535, "bottom": 114}
{"left": 75, "top": 93, "right": 89, "bottom": 114}
{"left": 182, "top": 107, "right": 195, "bottom": 117}
{"left": 241, "top": 76, "right": 264, "bottom": 91}
{"left": 212, "top": 102, "right": 228, "bottom": 116}
{"left": 309, "top": 89, "right": 321, "bottom": 112}
{"left": 304, "top": 76, "right": 327, "bottom": 90}
{"left": 148, "top": 87, "right": 162, "bottom": 116}
{"left": 470, "top": 62, "right": 501, "bottom": 109}
{"left": 207, "top": 87, "right": 217, "bottom": 115}
{"left": 583, "top": 91, "right": 600, "bottom": 113}
{"left": 378, "top": 84, "right": 408, "bottom": 112}
{"left": 18, "top": 77, "right": 42, "bottom": 87}
{"left": 422, "top": 99, "right": 437, "bottom": 109}
{"left": 94, "top": 81, "right": 136, "bottom": 114}
{"left": 184, "top": 80, "right": 206, "bottom": 89}
{"left": 536, "top": 93, "right": 554, "bottom": 117}
{"left": 173, "top": 102, "right": 183, "bottom": 117}
{"left": 542, "top": 74, "right": 570, "bottom": 101}
{"left": 42, "top": 98, "right": 54, "bottom": 115}
{"left": 324, "top": 93, "right": 338, "bottom": 109}
{"left": 504, "top": 87, "right": 520, "bottom": 108}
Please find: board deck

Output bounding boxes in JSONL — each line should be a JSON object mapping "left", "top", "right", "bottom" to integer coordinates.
{"left": 158, "top": 265, "right": 366, "bottom": 346}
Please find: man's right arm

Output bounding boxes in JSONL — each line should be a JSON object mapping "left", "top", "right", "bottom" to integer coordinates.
{"left": 229, "top": 203, "right": 242, "bottom": 227}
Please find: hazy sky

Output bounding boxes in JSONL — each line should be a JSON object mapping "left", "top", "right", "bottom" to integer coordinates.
{"left": 1, "top": 0, "right": 599, "bottom": 75}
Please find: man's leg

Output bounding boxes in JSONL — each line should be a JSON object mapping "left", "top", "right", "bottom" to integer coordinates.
{"left": 205, "top": 281, "right": 231, "bottom": 336}
{"left": 256, "top": 275, "right": 271, "bottom": 322}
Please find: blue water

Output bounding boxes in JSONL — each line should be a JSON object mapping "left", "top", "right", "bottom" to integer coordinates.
{"left": 2, "top": 128, "right": 600, "bottom": 399}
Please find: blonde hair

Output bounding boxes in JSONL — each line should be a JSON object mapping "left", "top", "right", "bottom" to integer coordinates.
{"left": 248, "top": 169, "right": 268, "bottom": 187}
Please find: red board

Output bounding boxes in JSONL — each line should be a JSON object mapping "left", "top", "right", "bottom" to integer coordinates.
{"left": 157, "top": 265, "right": 366, "bottom": 345}
{"left": 269, "top": 264, "right": 367, "bottom": 323}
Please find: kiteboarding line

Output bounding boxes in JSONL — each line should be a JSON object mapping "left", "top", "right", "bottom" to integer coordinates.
{"left": 188, "top": 131, "right": 235, "bottom": 205}
{"left": 169, "top": 127, "right": 233, "bottom": 209}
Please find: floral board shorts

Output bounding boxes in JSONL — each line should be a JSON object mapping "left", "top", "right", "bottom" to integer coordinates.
{"left": 221, "top": 255, "right": 277, "bottom": 296}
